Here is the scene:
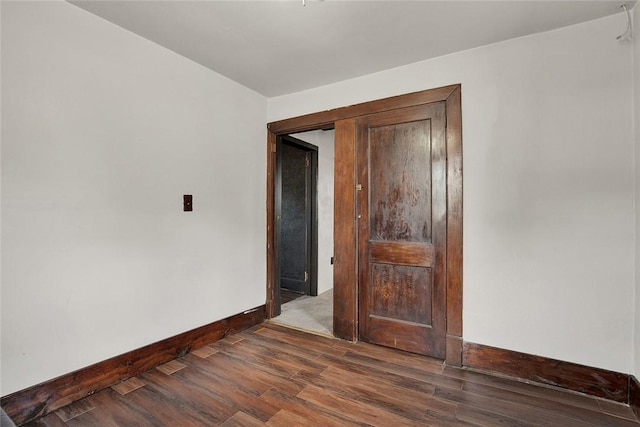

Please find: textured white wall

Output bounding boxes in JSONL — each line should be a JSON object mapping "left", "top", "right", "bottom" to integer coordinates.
{"left": 1, "top": 1, "right": 267, "bottom": 395}
{"left": 291, "top": 130, "right": 335, "bottom": 295}
{"left": 270, "top": 13, "right": 636, "bottom": 374}
{"left": 634, "top": 5, "right": 640, "bottom": 378}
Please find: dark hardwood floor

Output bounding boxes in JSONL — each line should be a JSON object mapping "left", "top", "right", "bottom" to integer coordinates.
{"left": 24, "top": 323, "right": 639, "bottom": 426}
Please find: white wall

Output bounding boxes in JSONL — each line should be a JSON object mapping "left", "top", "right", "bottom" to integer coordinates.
{"left": 269, "top": 14, "right": 636, "bottom": 374}
{"left": 1, "top": 1, "right": 267, "bottom": 395}
{"left": 291, "top": 130, "right": 335, "bottom": 295}
{"left": 633, "top": 5, "right": 640, "bottom": 379}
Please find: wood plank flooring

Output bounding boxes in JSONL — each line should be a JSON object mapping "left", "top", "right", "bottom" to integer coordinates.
{"left": 24, "top": 323, "right": 639, "bottom": 426}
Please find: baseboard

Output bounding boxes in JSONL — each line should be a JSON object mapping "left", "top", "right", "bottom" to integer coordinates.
{"left": 463, "top": 342, "right": 629, "bottom": 403}
{"left": 631, "top": 375, "right": 640, "bottom": 420}
{"left": 1, "top": 305, "right": 265, "bottom": 426}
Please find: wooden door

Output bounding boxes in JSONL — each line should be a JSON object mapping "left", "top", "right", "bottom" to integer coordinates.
{"left": 274, "top": 135, "right": 319, "bottom": 316}
{"left": 357, "top": 102, "right": 447, "bottom": 358}
{"left": 279, "top": 141, "right": 312, "bottom": 295}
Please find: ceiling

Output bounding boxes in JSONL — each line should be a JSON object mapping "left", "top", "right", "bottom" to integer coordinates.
{"left": 70, "top": 1, "right": 635, "bottom": 97}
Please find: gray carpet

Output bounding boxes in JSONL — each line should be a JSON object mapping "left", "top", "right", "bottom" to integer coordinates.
{"left": 271, "top": 289, "right": 333, "bottom": 336}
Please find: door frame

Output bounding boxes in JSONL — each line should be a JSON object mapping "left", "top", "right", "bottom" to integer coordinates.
{"left": 266, "top": 84, "right": 463, "bottom": 366}
{"left": 273, "top": 135, "right": 319, "bottom": 316}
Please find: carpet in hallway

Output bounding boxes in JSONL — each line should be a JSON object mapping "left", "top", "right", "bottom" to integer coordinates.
{"left": 270, "top": 288, "right": 333, "bottom": 336}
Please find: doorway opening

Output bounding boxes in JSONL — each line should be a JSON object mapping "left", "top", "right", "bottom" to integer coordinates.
{"left": 271, "top": 131, "right": 335, "bottom": 336}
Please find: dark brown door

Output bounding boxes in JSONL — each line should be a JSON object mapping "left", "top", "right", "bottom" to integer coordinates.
{"left": 279, "top": 141, "right": 312, "bottom": 295}
{"left": 274, "top": 135, "right": 319, "bottom": 316}
{"left": 357, "top": 102, "right": 447, "bottom": 358}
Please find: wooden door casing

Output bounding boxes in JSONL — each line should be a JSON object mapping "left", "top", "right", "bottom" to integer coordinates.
{"left": 266, "top": 84, "right": 462, "bottom": 366}
{"left": 357, "top": 103, "right": 447, "bottom": 358}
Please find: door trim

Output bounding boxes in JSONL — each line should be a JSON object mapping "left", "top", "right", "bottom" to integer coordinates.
{"left": 266, "top": 84, "right": 462, "bottom": 365}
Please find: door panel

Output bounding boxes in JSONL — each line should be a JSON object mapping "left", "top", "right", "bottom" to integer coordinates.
{"left": 369, "top": 121, "right": 431, "bottom": 243}
{"left": 370, "top": 264, "right": 432, "bottom": 324}
{"left": 358, "top": 102, "right": 447, "bottom": 358}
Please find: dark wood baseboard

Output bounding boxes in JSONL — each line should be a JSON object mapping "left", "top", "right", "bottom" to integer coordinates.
{"left": 631, "top": 375, "right": 640, "bottom": 419}
{"left": 463, "top": 342, "right": 629, "bottom": 403}
{"left": 1, "top": 305, "right": 265, "bottom": 426}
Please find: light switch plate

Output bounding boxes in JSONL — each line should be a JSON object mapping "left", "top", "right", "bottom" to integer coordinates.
{"left": 183, "top": 195, "right": 192, "bottom": 211}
